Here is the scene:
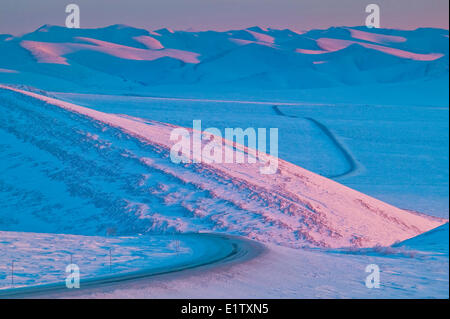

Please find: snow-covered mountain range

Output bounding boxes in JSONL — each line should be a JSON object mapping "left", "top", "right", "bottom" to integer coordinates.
{"left": 0, "top": 25, "right": 448, "bottom": 91}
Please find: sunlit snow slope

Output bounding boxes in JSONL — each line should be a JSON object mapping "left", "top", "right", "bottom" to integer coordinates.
{"left": 0, "top": 25, "right": 447, "bottom": 91}
{"left": 0, "top": 85, "right": 445, "bottom": 249}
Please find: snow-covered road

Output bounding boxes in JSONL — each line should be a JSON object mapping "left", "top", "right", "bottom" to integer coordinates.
{"left": 0, "top": 233, "right": 264, "bottom": 298}
{"left": 272, "top": 105, "right": 360, "bottom": 179}
{"left": 11, "top": 224, "right": 448, "bottom": 299}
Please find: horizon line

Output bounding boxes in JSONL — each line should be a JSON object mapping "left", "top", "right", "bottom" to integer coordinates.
{"left": 2, "top": 23, "right": 449, "bottom": 38}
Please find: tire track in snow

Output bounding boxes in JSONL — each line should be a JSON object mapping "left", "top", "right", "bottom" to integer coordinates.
{"left": 272, "top": 105, "right": 359, "bottom": 179}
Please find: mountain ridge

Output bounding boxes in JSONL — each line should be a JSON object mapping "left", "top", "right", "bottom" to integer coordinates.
{"left": 1, "top": 25, "right": 447, "bottom": 91}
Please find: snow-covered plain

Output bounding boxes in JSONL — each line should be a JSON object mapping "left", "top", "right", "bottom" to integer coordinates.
{"left": 0, "top": 25, "right": 448, "bottom": 298}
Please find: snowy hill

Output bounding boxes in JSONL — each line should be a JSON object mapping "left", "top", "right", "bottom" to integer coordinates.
{"left": 0, "top": 25, "right": 447, "bottom": 91}
{"left": 394, "top": 222, "right": 449, "bottom": 254}
{"left": 0, "top": 84, "right": 445, "bottom": 249}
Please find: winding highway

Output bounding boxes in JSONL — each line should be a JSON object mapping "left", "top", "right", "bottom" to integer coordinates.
{"left": 0, "top": 233, "right": 265, "bottom": 299}
{"left": 272, "top": 105, "right": 359, "bottom": 179}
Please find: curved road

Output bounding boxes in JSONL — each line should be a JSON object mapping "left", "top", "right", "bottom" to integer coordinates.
{"left": 272, "top": 105, "right": 359, "bottom": 179}
{"left": 0, "top": 233, "right": 265, "bottom": 299}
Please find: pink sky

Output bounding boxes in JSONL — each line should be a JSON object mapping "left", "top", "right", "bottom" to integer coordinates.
{"left": 0, "top": 0, "right": 448, "bottom": 35}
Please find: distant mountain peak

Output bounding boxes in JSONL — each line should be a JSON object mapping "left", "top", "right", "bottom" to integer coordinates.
{"left": 154, "top": 27, "right": 175, "bottom": 34}
{"left": 246, "top": 26, "right": 269, "bottom": 33}
{"left": 34, "top": 24, "right": 61, "bottom": 32}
